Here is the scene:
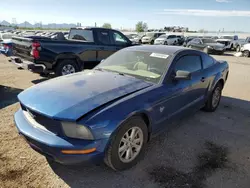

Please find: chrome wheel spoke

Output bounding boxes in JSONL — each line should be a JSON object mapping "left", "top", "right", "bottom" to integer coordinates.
{"left": 125, "top": 147, "right": 132, "bottom": 160}
{"left": 119, "top": 144, "right": 127, "bottom": 153}
{"left": 118, "top": 126, "right": 143, "bottom": 163}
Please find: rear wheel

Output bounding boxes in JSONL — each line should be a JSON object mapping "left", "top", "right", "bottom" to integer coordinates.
{"left": 236, "top": 45, "right": 241, "bottom": 52}
{"left": 164, "top": 41, "right": 168, "bottom": 45}
{"left": 203, "top": 82, "right": 223, "bottom": 112}
{"left": 55, "top": 59, "right": 79, "bottom": 76}
{"left": 243, "top": 50, "right": 250, "bottom": 57}
{"left": 150, "top": 40, "right": 154, "bottom": 45}
{"left": 104, "top": 116, "right": 148, "bottom": 171}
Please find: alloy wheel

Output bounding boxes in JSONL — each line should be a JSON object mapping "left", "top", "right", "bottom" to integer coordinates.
{"left": 118, "top": 127, "right": 143, "bottom": 163}
{"left": 62, "top": 64, "right": 76, "bottom": 75}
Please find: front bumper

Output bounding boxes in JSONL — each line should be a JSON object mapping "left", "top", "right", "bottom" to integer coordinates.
{"left": 10, "top": 56, "right": 46, "bottom": 73}
{"left": 154, "top": 41, "right": 164, "bottom": 45}
{"left": 14, "top": 109, "right": 108, "bottom": 165}
{"left": 207, "top": 48, "right": 225, "bottom": 54}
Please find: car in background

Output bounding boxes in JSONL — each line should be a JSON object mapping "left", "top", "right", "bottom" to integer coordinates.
{"left": 154, "top": 34, "right": 178, "bottom": 45}
{"left": 241, "top": 43, "right": 250, "bottom": 57}
{"left": 125, "top": 34, "right": 140, "bottom": 44}
{"left": 14, "top": 45, "right": 229, "bottom": 171}
{"left": 183, "top": 36, "right": 199, "bottom": 47}
{"left": 230, "top": 37, "right": 250, "bottom": 52}
{"left": 0, "top": 33, "right": 16, "bottom": 56}
{"left": 132, "top": 34, "right": 145, "bottom": 44}
{"left": 187, "top": 38, "right": 225, "bottom": 55}
{"left": 176, "top": 35, "right": 185, "bottom": 45}
{"left": 141, "top": 32, "right": 165, "bottom": 44}
{"left": 216, "top": 35, "right": 238, "bottom": 50}
{"left": 10, "top": 27, "right": 134, "bottom": 76}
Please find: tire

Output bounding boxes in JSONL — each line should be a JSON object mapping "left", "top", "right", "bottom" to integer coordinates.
{"left": 243, "top": 50, "right": 250, "bottom": 57}
{"left": 39, "top": 72, "right": 49, "bottom": 77}
{"left": 104, "top": 116, "right": 148, "bottom": 171}
{"left": 150, "top": 40, "right": 154, "bottom": 45}
{"left": 164, "top": 41, "right": 168, "bottom": 45}
{"left": 203, "top": 82, "right": 223, "bottom": 112}
{"left": 236, "top": 45, "right": 241, "bottom": 52}
{"left": 139, "top": 40, "right": 142, "bottom": 44}
{"left": 55, "top": 59, "right": 79, "bottom": 76}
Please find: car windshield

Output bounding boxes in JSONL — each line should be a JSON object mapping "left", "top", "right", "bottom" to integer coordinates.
{"left": 202, "top": 39, "right": 216, "bottom": 43}
{"left": 158, "top": 35, "right": 167, "bottom": 38}
{"left": 2, "top": 34, "right": 13, "bottom": 39}
{"left": 146, "top": 33, "right": 155, "bottom": 37}
{"left": 220, "top": 36, "right": 233, "bottom": 39}
{"left": 96, "top": 50, "right": 171, "bottom": 83}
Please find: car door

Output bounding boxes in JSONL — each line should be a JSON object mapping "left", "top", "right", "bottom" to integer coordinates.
{"left": 152, "top": 52, "right": 209, "bottom": 132}
{"left": 110, "top": 30, "right": 132, "bottom": 52}
{"left": 95, "top": 29, "right": 117, "bottom": 62}
{"left": 195, "top": 39, "right": 205, "bottom": 50}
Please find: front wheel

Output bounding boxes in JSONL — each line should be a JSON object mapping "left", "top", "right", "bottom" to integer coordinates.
{"left": 104, "top": 116, "right": 148, "bottom": 171}
{"left": 150, "top": 40, "right": 154, "bottom": 45}
{"left": 164, "top": 41, "right": 168, "bottom": 45}
{"left": 236, "top": 45, "right": 241, "bottom": 52}
{"left": 203, "top": 82, "right": 223, "bottom": 112}
{"left": 243, "top": 50, "right": 250, "bottom": 57}
{"left": 55, "top": 59, "right": 79, "bottom": 76}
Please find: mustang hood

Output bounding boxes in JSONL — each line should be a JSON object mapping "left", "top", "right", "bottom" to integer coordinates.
{"left": 18, "top": 70, "right": 152, "bottom": 121}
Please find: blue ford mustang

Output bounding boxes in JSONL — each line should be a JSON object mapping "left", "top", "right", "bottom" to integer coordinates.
{"left": 14, "top": 45, "right": 229, "bottom": 171}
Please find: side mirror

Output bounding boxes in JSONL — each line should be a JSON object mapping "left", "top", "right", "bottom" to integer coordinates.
{"left": 174, "top": 70, "right": 192, "bottom": 80}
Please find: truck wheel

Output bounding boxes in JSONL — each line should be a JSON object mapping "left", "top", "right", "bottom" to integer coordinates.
{"left": 203, "top": 82, "right": 223, "bottom": 112}
{"left": 236, "top": 45, "right": 241, "bottom": 52}
{"left": 104, "top": 116, "right": 148, "bottom": 171}
{"left": 164, "top": 41, "right": 168, "bottom": 45}
{"left": 243, "top": 50, "right": 250, "bottom": 57}
{"left": 150, "top": 40, "right": 154, "bottom": 45}
{"left": 55, "top": 59, "right": 79, "bottom": 76}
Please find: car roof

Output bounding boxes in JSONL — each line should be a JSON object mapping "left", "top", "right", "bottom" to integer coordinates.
{"left": 125, "top": 45, "right": 187, "bottom": 55}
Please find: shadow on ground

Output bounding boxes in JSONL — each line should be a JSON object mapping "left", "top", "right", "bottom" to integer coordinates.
{"left": 46, "top": 96, "right": 249, "bottom": 188}
{"left": 0, "top": 85, "right": 23, "bottom": 109}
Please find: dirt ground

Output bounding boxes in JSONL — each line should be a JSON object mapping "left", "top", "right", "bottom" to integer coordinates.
{"left": 1, "top": 53, "right": 250, "bottom": 188}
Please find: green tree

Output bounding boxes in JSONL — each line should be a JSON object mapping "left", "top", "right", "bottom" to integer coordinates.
{"left": 136, "top": 21, "right": 148, "bottom": 32}
{"left": 102, "top": 23, "right": 112, "bottom": 29}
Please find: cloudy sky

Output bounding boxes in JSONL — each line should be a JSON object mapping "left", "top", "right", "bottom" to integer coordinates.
{"left": 1, "top": 0, "right": 250, "bottom": 31}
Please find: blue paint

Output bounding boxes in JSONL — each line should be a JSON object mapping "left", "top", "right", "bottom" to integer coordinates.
{"left": 14, "top": 46, "right": 229, "bottom": 165}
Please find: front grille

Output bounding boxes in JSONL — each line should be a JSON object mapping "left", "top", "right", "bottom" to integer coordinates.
{"left": 21, "top": 103, "right": 63, "bottom": 135}
{"left": 217, "top": 41, "right": 229, "bottom": 46}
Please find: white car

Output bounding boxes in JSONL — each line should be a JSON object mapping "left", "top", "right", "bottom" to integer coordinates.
{"left": 241, "top": 43, "right": 250, "bottom": 57}
{"left": 154, "top": 34, "right": 178, "bottom": 45}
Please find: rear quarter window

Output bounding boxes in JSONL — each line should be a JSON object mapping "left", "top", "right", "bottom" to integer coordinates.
{"left": 202, "top": 54, "right": 215, "bottom": 69}
{"left": 69, "top": 29, "right": 94, "bottom": 42}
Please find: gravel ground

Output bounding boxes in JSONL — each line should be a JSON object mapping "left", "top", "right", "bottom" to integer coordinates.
{"left": 1, "top": 53, "right": 250, "bottom": 188}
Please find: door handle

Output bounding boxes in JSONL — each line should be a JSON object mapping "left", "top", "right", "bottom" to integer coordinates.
{"left": 201, "top": 77, "right": 206, "bottom": 82}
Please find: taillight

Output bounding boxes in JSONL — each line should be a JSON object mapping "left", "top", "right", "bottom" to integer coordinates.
{"left": 32, "top": 42, "right": 40, "bottom": 59}
{"left": 4, "top": 44, "right": 10, "bottom": 49}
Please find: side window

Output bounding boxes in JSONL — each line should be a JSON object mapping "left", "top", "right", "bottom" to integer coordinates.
{"left": 69, "top": 29, "right": 94, "bottom": 42}
{"left": 97, "top": 31, "right": 111, "bottom": 45}
{"left": 175, "top": 55, "right": 202, "bottom": 73}
{"left": 172, "top": 35, "right": 176, "bottom": 38}
{"left": 203, "top": 54, "right": 215, "bottom": 69}
{"left": 112, "top": 31, "right": 128, "bottom": 45}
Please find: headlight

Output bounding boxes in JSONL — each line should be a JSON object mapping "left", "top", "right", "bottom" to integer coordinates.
{"left": 61, "top": 122, "right": 94, "bottom": 140}
{"left": 207, "top": 46, "right": 213, "bottom": 49}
